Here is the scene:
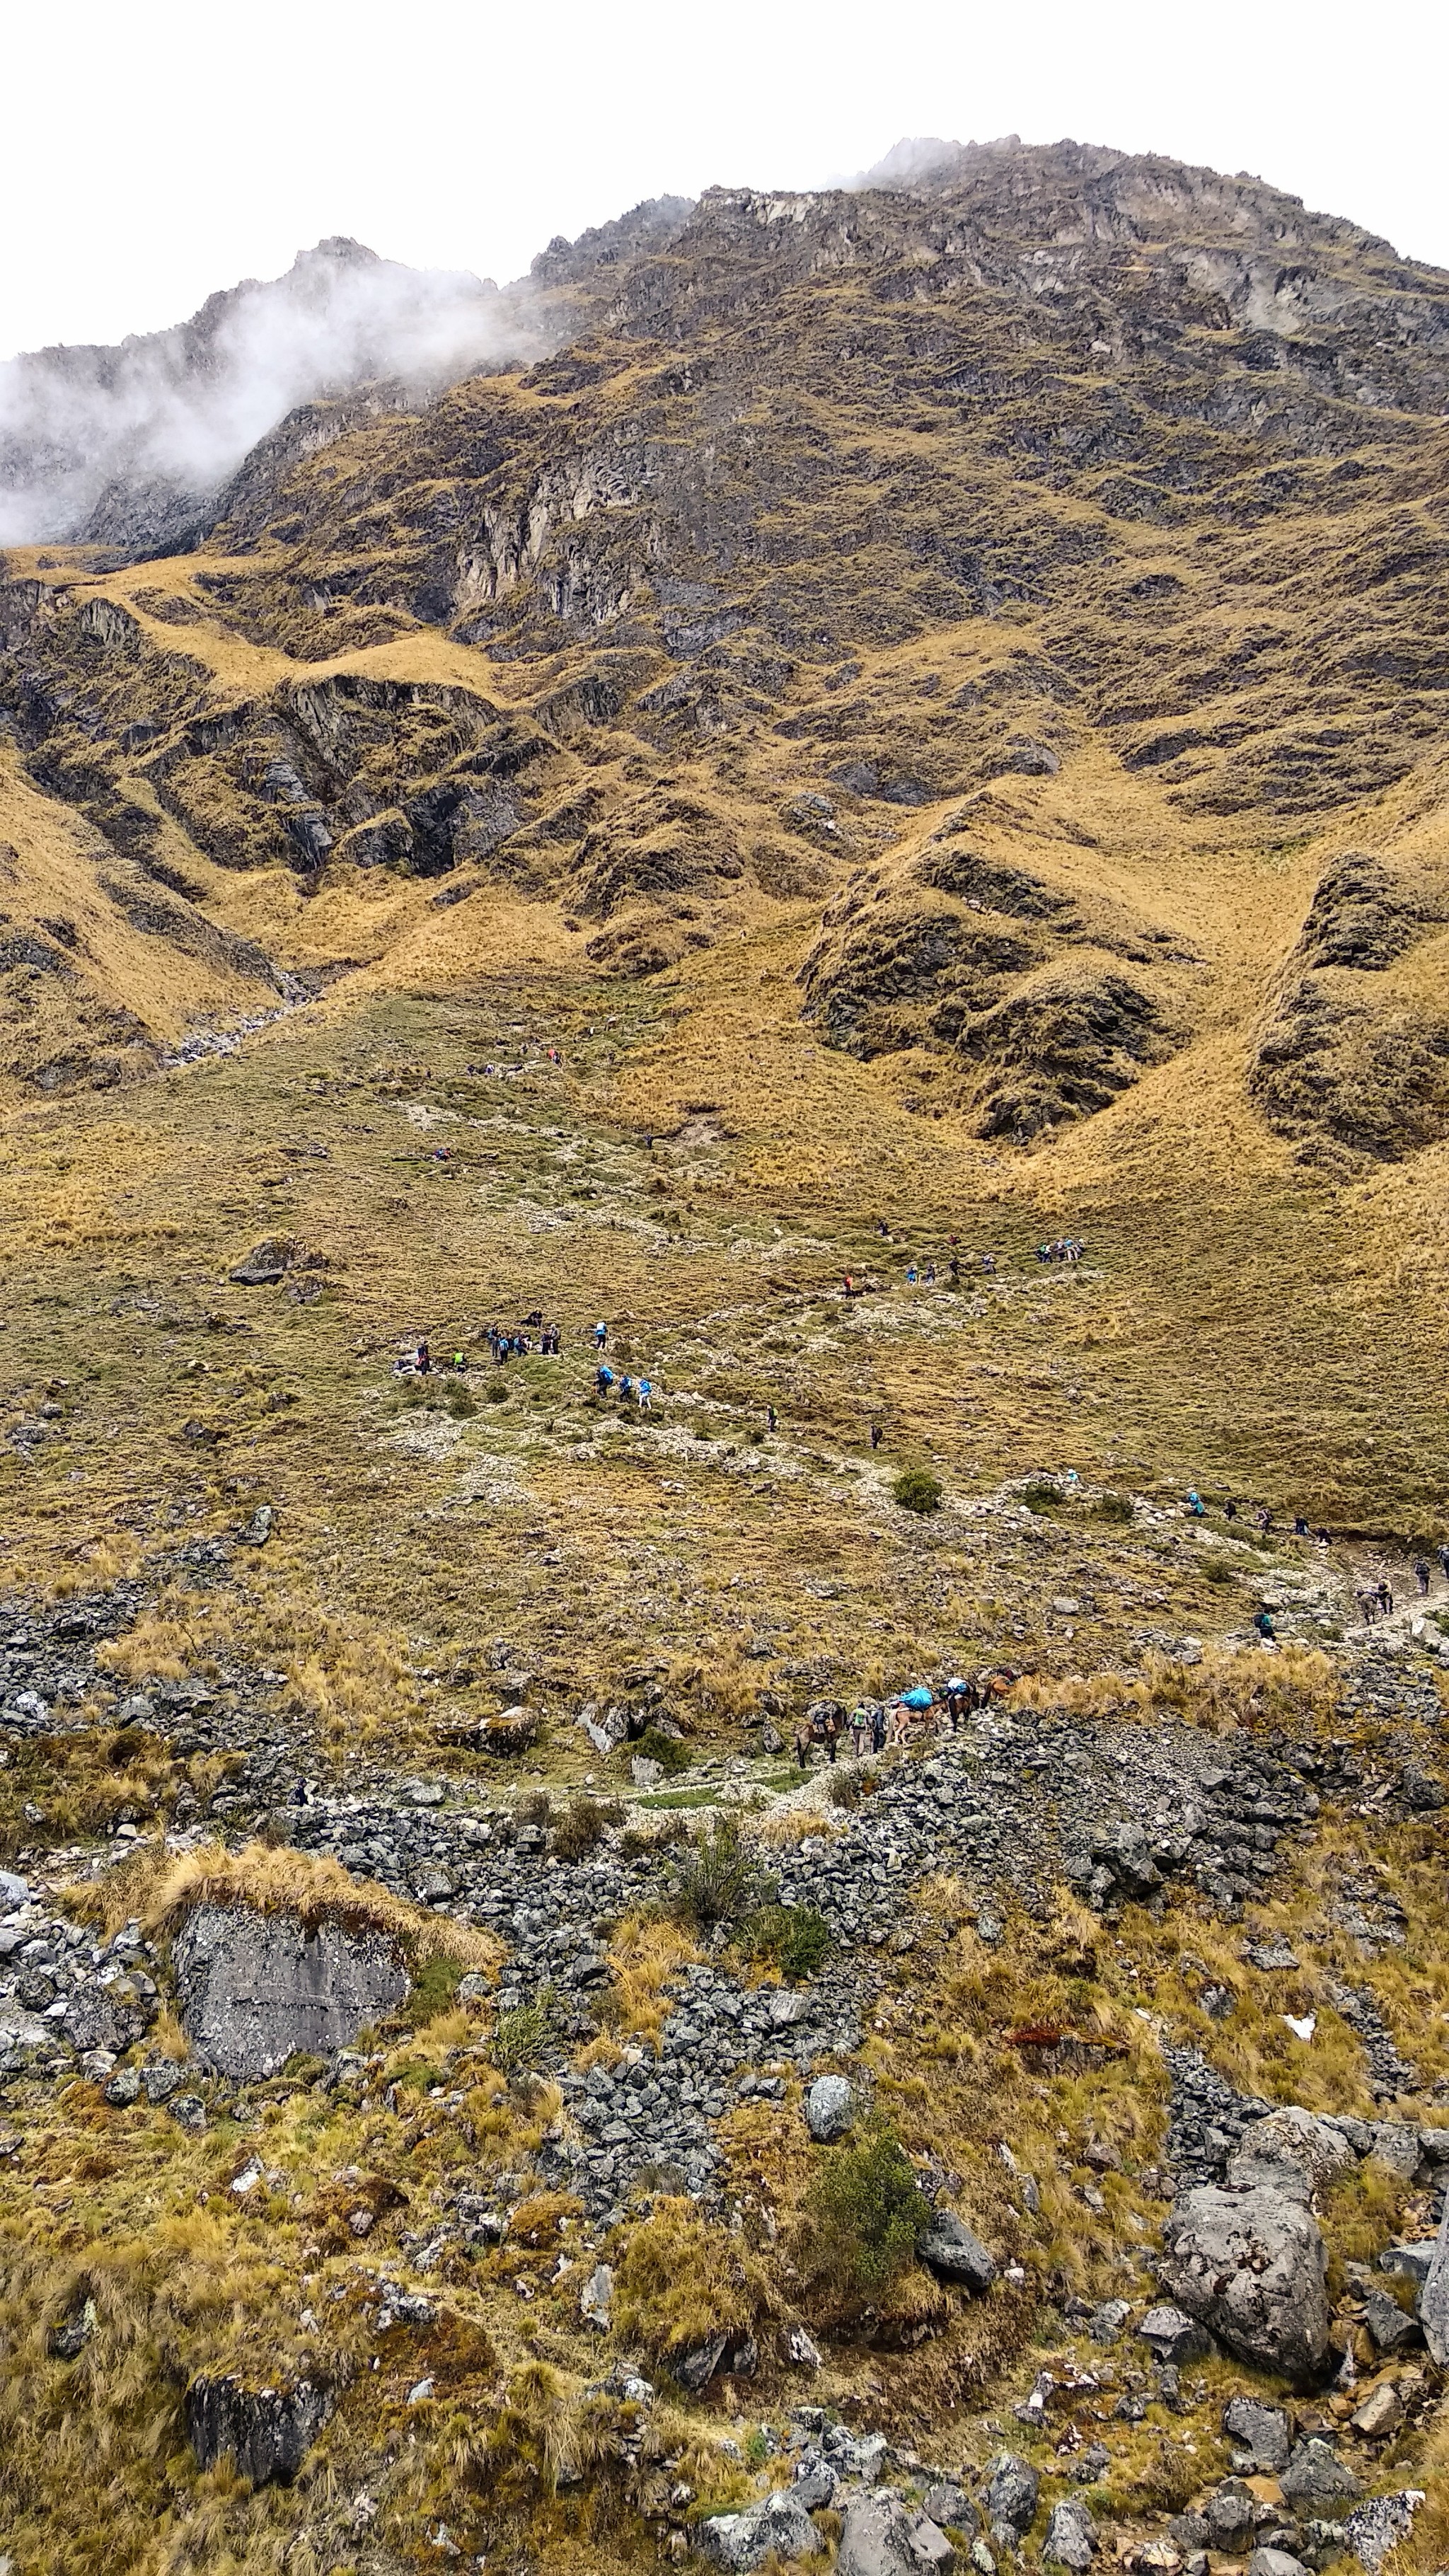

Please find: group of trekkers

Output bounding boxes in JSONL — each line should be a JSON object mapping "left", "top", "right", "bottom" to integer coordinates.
{"left": 1037, "top": 1237, "right": 1087, "bottom": 1264}
{"left": 1358, "top": 1549, "right": 1448, "bottom": 1622}
{"left": 1185, "top": 1489, "right": 1325, "bottom": 1542}
{"left": 792, "top": 1668, "right": 1015, "bottom": 1768}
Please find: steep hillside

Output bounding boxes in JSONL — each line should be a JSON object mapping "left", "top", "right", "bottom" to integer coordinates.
{"left": 0, "top": 141, "right": 1448, "bottom": 2576}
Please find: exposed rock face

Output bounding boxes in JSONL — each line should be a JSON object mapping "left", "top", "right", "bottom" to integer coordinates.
{"left": 1251, "top": 850, "right": 1449, "bottom": 1164}
{"left": 1419, "top": 2196, "right": 1449, "bottom": 2364}
{"left": 171, "top": 1902, "right": 409, "bottom": 2077}
{"left": 837, "top": 2492, "right": 956, "bottom": 2576}
{"left": 184, "top": 2373, "right": 333, "bottom": 2485}
{"left": 1157, "top": 2175, "right": 1330, "bottom": 2386}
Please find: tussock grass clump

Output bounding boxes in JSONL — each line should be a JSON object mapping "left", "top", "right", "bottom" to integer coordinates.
{"left": 490, "top": 1990, "right": 560, "bottom": 2077}
{"left": 613, "top": 2197, "right": 776, "bottom": 2360}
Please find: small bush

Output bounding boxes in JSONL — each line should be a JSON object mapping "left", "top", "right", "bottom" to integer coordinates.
{"left": 630, "top": 1724, "right": 693, "bottom": 1775}
{"left": 517, "top": 1791, "right": 553, "bottom": 1829}
{"left": 444, "top": 1382, "right": 478, "bottom": 1417}
{"left": 402, "top": 1951, "right": 466, "bottom": 2030}
{"left": 552, "top": 1797, "right": 620, "bottom": 1860}
{"left": 1020, "top": 1478, "right": 1063, "bottom": 1513}
{"left": 798, "top": 2120, "right": 930, "bottom": 2301}
{"left": 1202, "top": 1556, "right": 1237, "bottom": 1586}
{"left": 1090, "top": 1491, "right": 1134, "bottom": 1523}
{"left": 825, "top": 1772, "right": 861, "bottom": 1810}
{"left": 483, "top": 1377, "right": 511, "bottom": 1403}
{"left": 739, "top": 1902, "right": 832, "bottom": 1981}
{"left": 491, "top": 1989, "right": 559, "bottom": 2077}
{"left": 664, "top": 1815, "right": 776, "bottom": 1932}
{"left": 892, "top": 1466, "right": 943, "bottom": 1515}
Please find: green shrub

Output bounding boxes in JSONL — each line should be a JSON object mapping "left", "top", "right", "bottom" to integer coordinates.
{"left": 483, "top": 1377, "right": 511, "bottom": 1403}
{"left": 739, "top": 1902, "right": 832, "bottom": 1981}
{"left": 517, "top": 1790, "right": 553, "bottom": 1828}
{"left": 1020, "top": 1478, "right": 1063, "bottom": 1513}
{"left": 444, "top": 1382, "right": 478, "bottom": 1417}
{"left": 402, "top": 1951, "right": 466, "bottom": 2029}
{"left": 1090, "top": 1490, "right": 1134, "bottom": 1523}
{"left": 1202, "top": 1555, "right": 1236, "bottom": 1586}
{"left": 665, "top": 1815, "right": 776, "bottom": 1932}
{"left": 799, "top": 2120, "right": 930, "bottom": 2300}
{"left": 630, "top": 1725, "right": 693, "bottom": 1775}
{"left": 825, "top": 1770, "right": 861, "bottom": 1810}
{"left": 892, "top": 1465, "right": 943, "bottom": 1515}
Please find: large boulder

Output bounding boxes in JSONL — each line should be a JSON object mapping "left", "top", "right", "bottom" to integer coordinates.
{"left": 805, "top": 2075, "right": 855, "bottom": 2142}
{"left": 698, "top": 2490, "right": 824, "bottom": 2569}
{"left": 1158, "top": 2178, "right": 1329, "bottom": 2386}
{"left": 918, "top": 2210, "right": 996, "bottom": 2292}
{"left": 171, "top": 1902, "right": 409, "bottom": 2079}
{"left": 185, "top": 2374, "right": 333, "bottom": 2485}
{"left": 838, "top": 2493, "right": 956, "bottom": 2576}
{"left": 1418, "top": 2195, "right": 1449, "bottom": 2364}
{"left": 1044, "top": 2500, "right": 1098, "bottom": 2570}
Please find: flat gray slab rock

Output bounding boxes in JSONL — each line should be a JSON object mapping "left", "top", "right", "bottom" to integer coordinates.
{"left": 173, "top": 1902, "right": 409, "bottom": 2078}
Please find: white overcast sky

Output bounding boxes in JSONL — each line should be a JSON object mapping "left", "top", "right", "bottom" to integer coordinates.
{"left": 5, "top": 0, "right": 1445, "bottom": 358}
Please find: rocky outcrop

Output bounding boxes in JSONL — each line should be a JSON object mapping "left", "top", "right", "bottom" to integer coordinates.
{"left": 171, "top": 1902, "right": 409, "bottom": 2078}
{"left": 184, "top": 2373, "right": 333, "bottom": 2487}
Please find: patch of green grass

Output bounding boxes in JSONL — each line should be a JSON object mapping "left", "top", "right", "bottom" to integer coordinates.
{"left": 738, "top": 1901, "right": 832, "bottom": 1980}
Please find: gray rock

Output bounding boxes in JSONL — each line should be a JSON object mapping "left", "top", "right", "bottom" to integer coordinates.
{"left": 142, "top": 2058, "right": 185, "bottom": 2103}
{"left": 1336, "top": 2491, "right": 1426, "bottom": 2575}
{"left": 918, "top": 2211, "right": 996, "bottom": 2292}
{"left": 1044, "top": 2500, "right": 1097, "bottom": 2570}
{"left": 0, "top": 1871, "right": 28, "bottom": 1909}
{"left": 579, "top": 2262, "right": 613, "bottom": 2330}
{"left": 1417, "top": 2195, "right": 1449, "bottom": 2363}
{"left": 1378, "top": 2239, "right": 1438, "bottom": 2289}
{"left": 1370, "top": 2122, "right": 1424, "bottom": 2181}
{"left": 924, "top": 2485, "right": 977, "bottom": 2534}
{"left": 838, "top": 2492, "right": 954, "bottom": 2576}
{"left": 1246, "top": 2552, "right": 1310, "bottom": 2576}
{"left": 103, "top": 2065, "right": 141, "bottom": 2106}
{"left": 172, "top": 1901, "right": 408, "bottom": 2079}
{"left": 1280, "top": 2439, "right": 1363, "bottom": 2511}
{"left": 1089, "top": 2298, "right": 1132, "bottom": 2344}
{"left": 1137, "top": 2304, "right": 1211, "bottom": 2365}
{"left": 985, "top": 2454, "right": 1039, "bottom": 2543}
{"left": 1205, "top": 2483, "right": 1257, "bottom": 2543}
{"left": 805, "top": 2074, "right": 855, "bottom": 2142}
{"left": 1157, "top": 2180, "right": 1329, "bottom": 2385}
{"left": 1361, "top": 2283, "right": 1422, "bottom": 2353}
{"left": 699, "top": 2490, "right": 824, "bottom": 2569}
{"left": 792, "top": 2466, "right": 837, "bottom": 2510}
{"left": 185, "top": 2374, "right": 333, "bottom": 2485}
{"left": 1223, "top": 2396, "right": 1291, "bottom": 2471}
{"left": 1090, "top": 1821, "right": 1160, "bottom": 1898}
{"left": 1226, "top": 2106, "right": 1358, "bottom": 2197}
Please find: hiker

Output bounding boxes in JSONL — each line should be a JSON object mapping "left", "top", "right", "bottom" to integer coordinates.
{"left": 638, "top": 1377, "right": 652, "bottom": 1412}
{"left": 925, "top": 1260, "right": 937, "bottom": 1284}
{"left": 1254, "top": 1607, "right": 1276, "bottom": 1643}
{"left": 1187, "top": 1489, "right": 1205, "bottom": 1518}
{"left": 982, "top": 1252, "right": 995, "bottom": 1275}
{"left": 596, "top": 1363, "right": 614, "bottom": 1397}
{"left": 949, "top": 1255, "right": 960, "bottom": 1283}
{"left": 594, "top": 1321, "right": 608, "bottom": 1351}
{"left": 767, "top": 1405, "right": 777, "bottom": 1433}
{"left": 1358, "top": 1588, "right": 1379, "bottom": 1625}
{"left": 1378, "top": 1579, "right": 1393, "bottom": 1617}
{"left": 848, "top": 1702, "right": 875, "bottom": 1759}
{"left": 1293, "top": 1514, "right": 1309, "bottom": 1537}
{"left": 870, "top": 1704, "right": 888, "bottom": 1755}
{"left": 618, "top": 1373, "right": 635, "bottom": 1404}
{"left": 1414, "top": 1556, "right": 1431, "bottom": 1595}
{"left": 906, "top": 1264, "right": 918, "bottom": 1285}
{"left": 415, "top": 1339, "right": 432, "bottom": 1375}
{"left": 1439, "top": 1542, "right": 1449, "bottom": 1584}
{"left": 870, "top": 1421, "right": 882, "bottom": 1450}
{"left": 453, "top": 1348, "right": 467, "bottom": 1373}
{"left": 945, "top": 1674, "right": 969, "bottom": 1731}
{"left": 1223, "top": 1498, "right": 1237, "bottom": 1521}
{"left": 1256, "top": 1506, "right": 1272, "bottom": 1533}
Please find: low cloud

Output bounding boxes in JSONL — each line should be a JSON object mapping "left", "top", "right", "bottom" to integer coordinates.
{"left": 0, "top": 238, "right": 554, "bottom": 547}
